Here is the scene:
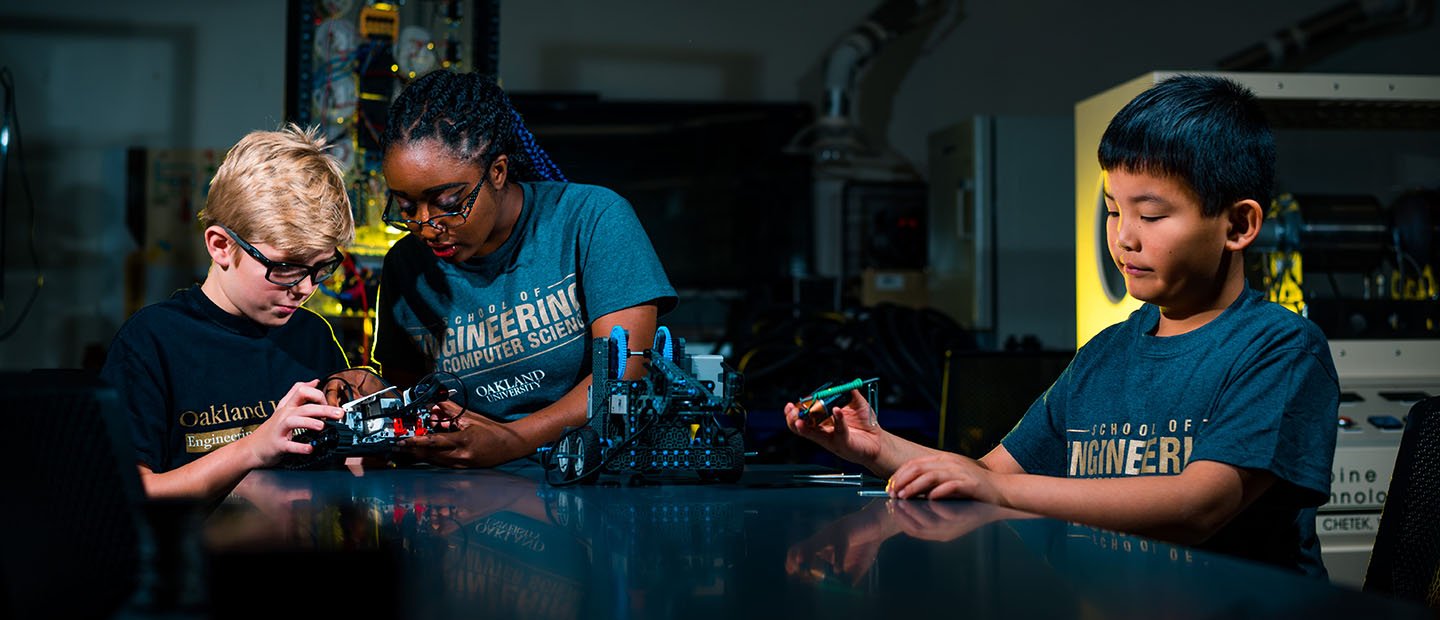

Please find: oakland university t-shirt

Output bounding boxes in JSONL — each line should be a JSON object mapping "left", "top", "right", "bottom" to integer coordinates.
{"left": 373, "top": 181, "right": 676, "bottom": 421}
{"left": 1002, "top": 287, "right": 1339, "bottom": 577}
{"left": 100, "top": 285, "right": 348, "bottom": 472}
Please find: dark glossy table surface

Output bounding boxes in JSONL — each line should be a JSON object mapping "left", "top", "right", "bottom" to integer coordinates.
{"left": 204, "top": 463, "right": 1426, "bottom": 620}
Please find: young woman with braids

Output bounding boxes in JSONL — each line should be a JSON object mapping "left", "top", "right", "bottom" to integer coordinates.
{"left": 373, "top": 71, "right": 675, "bottom": 467}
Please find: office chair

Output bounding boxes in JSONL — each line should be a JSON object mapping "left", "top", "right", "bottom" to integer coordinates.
{"left": 1363, "top": 395, "right": 1440, "bottom": 608}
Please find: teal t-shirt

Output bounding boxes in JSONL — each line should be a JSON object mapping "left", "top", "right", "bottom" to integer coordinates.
{"left": 374, "top": 181, "right": 676, "bottom": 421}
{"left": 1002, "top": 287, "right": 1339, "bottom": 577}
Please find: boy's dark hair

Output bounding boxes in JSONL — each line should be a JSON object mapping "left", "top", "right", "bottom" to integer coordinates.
{"left": 1098, "top": 74, "right": 1275, "bottom": 217}
{"left": 383, "top": 70, "right": 566, "bottom": 182}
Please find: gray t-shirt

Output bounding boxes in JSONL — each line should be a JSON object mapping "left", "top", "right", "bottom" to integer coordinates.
{"left": 1002, "top": 287, "right": 1339, "bottom": 577}
{"left": 374, "top": 181, "right": 676, "bottom": 421}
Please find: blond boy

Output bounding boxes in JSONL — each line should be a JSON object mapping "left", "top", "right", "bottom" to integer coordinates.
{"left": 101, "top": 125, "right": 355, "bottom": 499}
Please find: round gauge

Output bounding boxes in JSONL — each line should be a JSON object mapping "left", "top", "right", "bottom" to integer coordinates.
{"left": 313, "top": 75, "right": 357, "bottom": 126}
{"left": 396, "top": 25, "right": 439, "bottom": 78}
{"left": 315, "top": 17, "right": 359, "bottom": 63}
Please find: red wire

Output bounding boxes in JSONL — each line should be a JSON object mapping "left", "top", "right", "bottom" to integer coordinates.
{"left": 339, "top": 251, "right": 372, "bottom": 367}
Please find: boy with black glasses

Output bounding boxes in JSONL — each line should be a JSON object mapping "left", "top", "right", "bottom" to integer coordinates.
{"left": 101, "top": 125, "right": 355, "bottom": 500}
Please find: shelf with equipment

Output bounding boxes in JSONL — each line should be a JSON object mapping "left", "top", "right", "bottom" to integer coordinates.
{"left": 286, "top": 0, "right": 499, "bottom": 366}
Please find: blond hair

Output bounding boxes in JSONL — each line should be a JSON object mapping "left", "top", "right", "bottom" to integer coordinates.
{"left": 199, "top": 124, "right": 354, "bottom": 256}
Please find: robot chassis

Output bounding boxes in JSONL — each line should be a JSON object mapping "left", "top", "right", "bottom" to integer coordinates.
{"left": 548, "top": 326, "right": 747, "bottom": 485}
{"left": 285, "top": 370, "right": 459, "bottom": 469}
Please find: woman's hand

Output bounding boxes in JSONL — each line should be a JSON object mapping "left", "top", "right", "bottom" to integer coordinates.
{"left": 398, "top": 402, "right": 531, "bottom": 467}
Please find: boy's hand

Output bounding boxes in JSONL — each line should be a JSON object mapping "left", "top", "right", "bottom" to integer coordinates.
{"left": 242, "top": 380, "right": 344, "bottom": 468}
{"left": 783, "top": 389, "right": 885, "bottom": 469}
{"left": 887, "top": 452, "right": 1002, "bottom": 503}
{"left": 398, "top": 405, "right": 528, "bottom": 467}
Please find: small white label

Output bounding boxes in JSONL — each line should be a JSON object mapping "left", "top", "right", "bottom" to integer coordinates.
{"left": 1318, "top": 514, "right": 1380, "bottom": 535}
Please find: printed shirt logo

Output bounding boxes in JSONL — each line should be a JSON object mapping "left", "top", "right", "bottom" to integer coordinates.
{"left": 185, "top": 424, "right": 263, "bottom": 453}
{"left": 179, "top": 399, "right": 277, "bottom": 454}
{"left": 475, "top": 370, "right": 547, "bottom": 403}
{"left": 408, "top": 275, "right": 584, "bottom": 404}
{"left": 1067, "top": 417, "right": 1206, "bottom": 477}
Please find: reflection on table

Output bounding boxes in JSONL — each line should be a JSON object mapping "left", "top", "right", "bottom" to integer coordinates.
{"left": 201, "top": 464, "right": 1425, "bottom": 620}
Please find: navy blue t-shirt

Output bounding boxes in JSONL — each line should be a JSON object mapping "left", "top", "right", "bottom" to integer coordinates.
{"left": 374, "top": 181, "right": 676, "bottom": 421}
{"left": 99, "top": 285, "right": 348, "bottom": 472}
{"left": 1002, "top": 287, "right": 1338, "bottom": 576}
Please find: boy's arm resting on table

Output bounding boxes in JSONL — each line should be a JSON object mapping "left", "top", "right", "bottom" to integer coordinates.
{"left": 139, "top": 443, "right": 263, "bottom": 500}
{"left": 977, "top": 445, "right": 1027, "bottom": 474}
{"left": 780, "top": 361, "right": 1277, "bottom": 544}
{"left": 399, "top": 303, "right": 660, "bottom": 467}
{"left": 891, "top": 445, "right": 1277, "bottom": 545}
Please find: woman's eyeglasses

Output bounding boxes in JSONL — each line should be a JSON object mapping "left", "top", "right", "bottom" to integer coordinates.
{"left": 382, "top": 182, "right": 483, "bottom": 233}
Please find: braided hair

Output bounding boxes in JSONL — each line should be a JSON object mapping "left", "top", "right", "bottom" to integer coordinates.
{"left": 383, "top": 70, "right": 566, "bottom": 182}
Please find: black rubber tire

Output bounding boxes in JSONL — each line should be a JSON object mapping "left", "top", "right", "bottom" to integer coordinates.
{"left": 555, "top": 426, "right": 603, "bottom": 484}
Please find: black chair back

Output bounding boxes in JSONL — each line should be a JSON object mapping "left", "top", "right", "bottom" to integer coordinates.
{"left": 0, "top": 369, "right": 146, "bottom": 619}
{"left": 1364, "top": 395, "right": 1440, "bottom": 609}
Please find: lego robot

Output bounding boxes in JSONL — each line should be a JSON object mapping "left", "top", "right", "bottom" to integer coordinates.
{"left": 547, "top": 326, "right": 747, "bottom": 485}
{"left": 283, "top": 370, "right": 461, "bottom": 469}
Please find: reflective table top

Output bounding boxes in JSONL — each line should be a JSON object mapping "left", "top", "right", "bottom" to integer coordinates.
{"left": 203, "top": 463, "right": 1426, "bottom": 620}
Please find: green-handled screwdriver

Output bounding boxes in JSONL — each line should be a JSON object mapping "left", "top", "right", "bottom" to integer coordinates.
{"left": 797, "top": 377, "right": 880, "bottom": 422}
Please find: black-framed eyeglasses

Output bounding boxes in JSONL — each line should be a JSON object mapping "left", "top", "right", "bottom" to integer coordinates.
{"left": 222, "top": 226, "right": 343, "bottom": 287}
{"left": 382, "top": 182, "right": 484, "bottom": 233}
